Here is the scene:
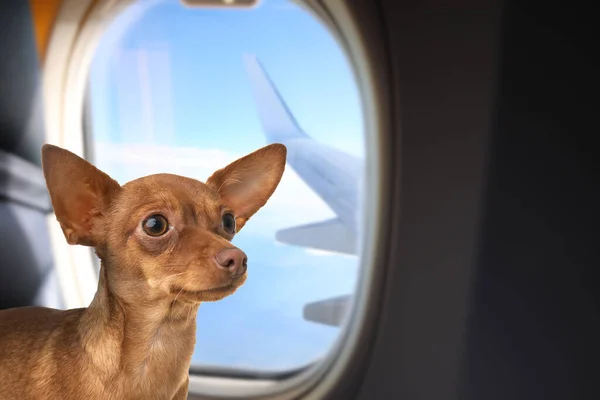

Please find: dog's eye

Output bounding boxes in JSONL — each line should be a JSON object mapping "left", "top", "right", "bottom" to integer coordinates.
{"left": 142, "top": 215, "right": 169, "bottom": 237}
{"left": 222, "top": 213, "right": 236, "bottom": 235}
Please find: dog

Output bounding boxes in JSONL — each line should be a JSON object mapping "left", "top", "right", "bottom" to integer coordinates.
{"left": 0, "top": 143, "right": 287, "bottom": 400}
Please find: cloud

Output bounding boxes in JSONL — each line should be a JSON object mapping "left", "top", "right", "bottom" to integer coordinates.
{"left": 93, "top": 142, "right": 336, "bottom": 235}
{"left": 94, "top": 142, "right": 235, "bottom": 177}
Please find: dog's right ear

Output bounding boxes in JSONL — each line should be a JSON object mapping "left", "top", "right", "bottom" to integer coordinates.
{"left": 41, "top": 144, "right": 121, "bottom": 246}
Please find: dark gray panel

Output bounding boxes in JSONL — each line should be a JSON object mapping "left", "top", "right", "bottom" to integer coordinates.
{"left": 458, "top": 1, "right": 599, "bottom": 399}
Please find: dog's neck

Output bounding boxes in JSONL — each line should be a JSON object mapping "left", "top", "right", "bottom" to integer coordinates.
{"left": 78, "top": 263, "right": 200, "bottom": 385}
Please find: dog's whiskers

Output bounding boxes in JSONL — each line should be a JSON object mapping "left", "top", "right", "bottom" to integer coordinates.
{"left": 186, "top": 303, "right": 195, "bottom": 322}
{"left": 173, "top": 283, "right": 190, "bottom": 305}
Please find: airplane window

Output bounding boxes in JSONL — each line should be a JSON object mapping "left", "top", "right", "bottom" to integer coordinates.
{"left": 87, "top": 0, "right": 365, "bottom": 375}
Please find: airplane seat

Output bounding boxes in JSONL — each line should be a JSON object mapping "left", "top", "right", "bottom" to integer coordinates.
{"left": 0, "top": 0, "right": 64, "bottom": 311}
{"left": 0, "top": 150, "right": 62, "bottom": 310}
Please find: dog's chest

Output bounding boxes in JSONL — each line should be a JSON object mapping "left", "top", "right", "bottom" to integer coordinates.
{"left": 130, "top": 328, "right": 194, "bottom": 395}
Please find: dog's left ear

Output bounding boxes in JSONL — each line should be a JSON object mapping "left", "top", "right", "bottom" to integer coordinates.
{"left": 206, "top": 144, "right": 286, "bottom": 231}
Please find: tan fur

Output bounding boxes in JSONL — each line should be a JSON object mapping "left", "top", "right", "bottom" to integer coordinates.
{"left": 0, "top": 143, "right": 286, "bottom": 400}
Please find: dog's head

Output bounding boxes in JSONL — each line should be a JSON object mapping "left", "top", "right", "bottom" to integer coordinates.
{"left": 41, "top": 144, "right": 286, "bottom": 303}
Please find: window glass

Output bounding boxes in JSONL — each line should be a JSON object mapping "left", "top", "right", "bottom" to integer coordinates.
{"left": 88, "top": 0, "right": 365, "bottom": 374}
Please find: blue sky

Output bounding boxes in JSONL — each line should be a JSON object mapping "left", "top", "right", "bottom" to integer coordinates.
{"left": 89, "top": 0, "right": 364, "bottom": 372}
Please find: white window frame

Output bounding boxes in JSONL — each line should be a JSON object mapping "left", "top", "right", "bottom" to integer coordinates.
{"left": 41, "top": 0, "right": 386, "bottom": 398}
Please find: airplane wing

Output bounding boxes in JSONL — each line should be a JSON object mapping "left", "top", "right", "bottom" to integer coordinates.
{"left": 276, "top": 218, "right": 357, "bottom": 255}
{"left": 242, "top": 53, "right": 308, "bottom": 143}
{"left": 243, "top": 54, "right": 358, "bottom": 327}
{"left": 303, "top": 295, "right": 353, "bottom": 327}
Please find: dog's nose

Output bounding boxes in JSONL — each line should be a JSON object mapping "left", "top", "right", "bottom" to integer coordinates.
{"left": 214, "top": 248, "right": 247, "bottom": 277}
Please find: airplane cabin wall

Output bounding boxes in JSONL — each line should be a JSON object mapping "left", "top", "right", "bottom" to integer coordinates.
{"left": 336, "top": 1, "right": 599, "bottom": 399}
{"left": 457, "top": 1, "right": 599, "bottom": 398}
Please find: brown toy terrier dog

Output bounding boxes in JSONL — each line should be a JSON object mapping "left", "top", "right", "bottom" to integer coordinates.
{"left": 0, "top": 143, "right": 286, "bottom": 400}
